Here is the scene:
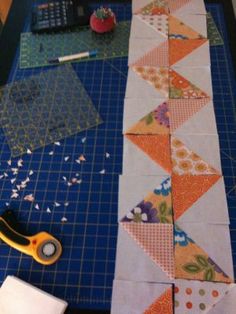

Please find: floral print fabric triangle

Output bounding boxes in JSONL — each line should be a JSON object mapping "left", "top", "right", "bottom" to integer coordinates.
{"left": 132, "top": 66, "right": 169, "bottom": 98}
{"left": 171, "top": 137, "right": 219, "bottom": 175}
{"left": 126, "top": 102, "right": 170, "bottom": 135}
{"left": 169, "top": 69, "right": 209, "bottom": 99}
{"left": 121, "top": 177, "right": 173, "bottom": 224}
{"left": 144, "top": 287, "right": 173, "bottom": 314}
{"left": 174, "top": 225, "right": 233, "bottom": 283}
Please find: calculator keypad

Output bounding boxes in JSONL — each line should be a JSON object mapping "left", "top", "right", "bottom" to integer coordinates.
{"left": 32, "top": 1, "right": 74, "bottom": 31}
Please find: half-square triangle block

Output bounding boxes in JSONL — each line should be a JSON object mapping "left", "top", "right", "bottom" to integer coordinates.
{"left": 139, "top": 14, "right": 169, "bottom": 38}
{"left": 125, "top": 134, "right": 172, "bottom": 174}
{"left": 169, "top": 38, "right": 207, "bottom": 66}
{"left": 132, "top": 41, "right": 169, "bottom": 67}
{"left": 121, "top": 222, "right": 175, "bottom": 279}
{"left": 174, "top": 225, "right": 233, "bottom": 283}
{"left": 169, "top": 15, "right": 206, "bottom": 39}
{"left": 121, "top": 177, "right": 173, "bottom": 224}
{"left": 171, "top": 137, "right": 219, "bottom": 175}
{"left": 132, "top": 66, "right": 169, "bottom": 98}
{"left": 169, "top": 68, "right": 209, "bottom": 99}
{"left": 169, "top": 98, "right": 210, "bottom": 132}
{"left": 172, "top": 174, "right": 221, "bottom": 221}
{"left": 125, "top": 101, "right": 170, "bottom": 135}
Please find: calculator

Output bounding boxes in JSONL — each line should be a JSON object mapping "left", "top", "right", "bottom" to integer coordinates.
{"left": 31, "top": 1, "right": 91, "bottom": 33}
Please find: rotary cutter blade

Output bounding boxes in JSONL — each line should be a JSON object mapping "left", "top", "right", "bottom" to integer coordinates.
{"left": 0, "top": 210, "right": 62, "bottom": 265}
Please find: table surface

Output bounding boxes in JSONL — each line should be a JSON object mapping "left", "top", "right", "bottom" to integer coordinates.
{"left": 0, "top": 1, "right": 236, "bottom": 312}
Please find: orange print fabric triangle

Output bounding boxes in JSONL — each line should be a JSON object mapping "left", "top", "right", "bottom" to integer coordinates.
{"left": 144, "top": 287, "right": 173, "bottom": 314}
{"left": 169, "top": 39, "right": 208, "bottom": 66}
{"left": 125, "top": 134, "right": 172, "bottom": 173}
{"left": 169, "top": 15, "right": 205, "bottom": 39}
{"left": 121, "top": 222, "right": 175, "bottom": 279}
{"left": 169, "top": 98, "right": 210, "bottom": 132}
{"left": 169, "top": 68, "right": 209, "bottom": 99}
{"left": 172, "top": 174, "right": 221, "bottom": 221}
{"left": 126, "top": 102, "right": 170, "bottom": 135}
{"left": 132, "top": 41, "right": 169, "bottom": 67}
{"left": 175, "top": 225, "right": 233, "bottom": 283}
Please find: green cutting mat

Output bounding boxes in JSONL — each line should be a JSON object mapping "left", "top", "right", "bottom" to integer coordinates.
{"left": 0, "top": 64, "right": 102, "bottom": 157}
{"left": 20, "top": 21, "right": 130, "bottom": 69}
{"left": 207, "top": 12, "right": 224, "bottom": 46}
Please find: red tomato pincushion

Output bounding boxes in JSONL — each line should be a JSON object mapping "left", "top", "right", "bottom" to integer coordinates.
{"left": 90, "top": 7, "right": 116, "bottom": 33}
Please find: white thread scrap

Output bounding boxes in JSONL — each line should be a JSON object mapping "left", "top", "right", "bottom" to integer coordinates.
{"left": 17, "top": 159, "right": 23, "bottom": 167}
{"left": 11, "top": 168, "right": 18, "bottom": 175}
{"left": 24, "top": 194, "right": 35, "bottom": 202}
{"left": 11, "top": 192, "right": 19, "bottom": 199}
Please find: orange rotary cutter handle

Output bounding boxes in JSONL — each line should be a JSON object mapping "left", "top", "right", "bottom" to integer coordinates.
{"left": 0, "top": 210, "right": 62, "bottom": 265}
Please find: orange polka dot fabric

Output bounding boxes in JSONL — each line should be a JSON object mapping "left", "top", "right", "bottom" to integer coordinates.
{"left": 174, "top": 280, "right": 235, "bottom": 313}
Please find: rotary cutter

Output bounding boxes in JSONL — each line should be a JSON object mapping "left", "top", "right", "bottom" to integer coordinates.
{"left": 0, "top": 210, "right": 62, "bottom": 265}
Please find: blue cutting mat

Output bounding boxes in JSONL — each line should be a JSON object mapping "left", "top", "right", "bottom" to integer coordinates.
{"left": 0, "top": 1, "right": 236, "bottom": 311}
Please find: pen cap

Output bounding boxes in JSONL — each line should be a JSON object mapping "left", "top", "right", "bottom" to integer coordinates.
{"left": 89, "top": 50, "right": 98, "bottom": 57}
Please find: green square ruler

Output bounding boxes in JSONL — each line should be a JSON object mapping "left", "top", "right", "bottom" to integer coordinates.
{"left": 20, "top": 21, "right": 130, "bottom": 69}
{"left": 207, "top": 12, "right": 224, "bottom": 46}
{"left": 0, "top": 64, "right": 102, "bottom": 157}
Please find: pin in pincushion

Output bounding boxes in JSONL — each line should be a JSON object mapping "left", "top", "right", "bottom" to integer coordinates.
{"left": 90, "top": 7, "right": 116, "bottom": 33}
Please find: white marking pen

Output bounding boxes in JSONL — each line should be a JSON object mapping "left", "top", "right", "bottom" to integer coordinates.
{"left": 48, "top": 50, "right": 98, "bottom": 64}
